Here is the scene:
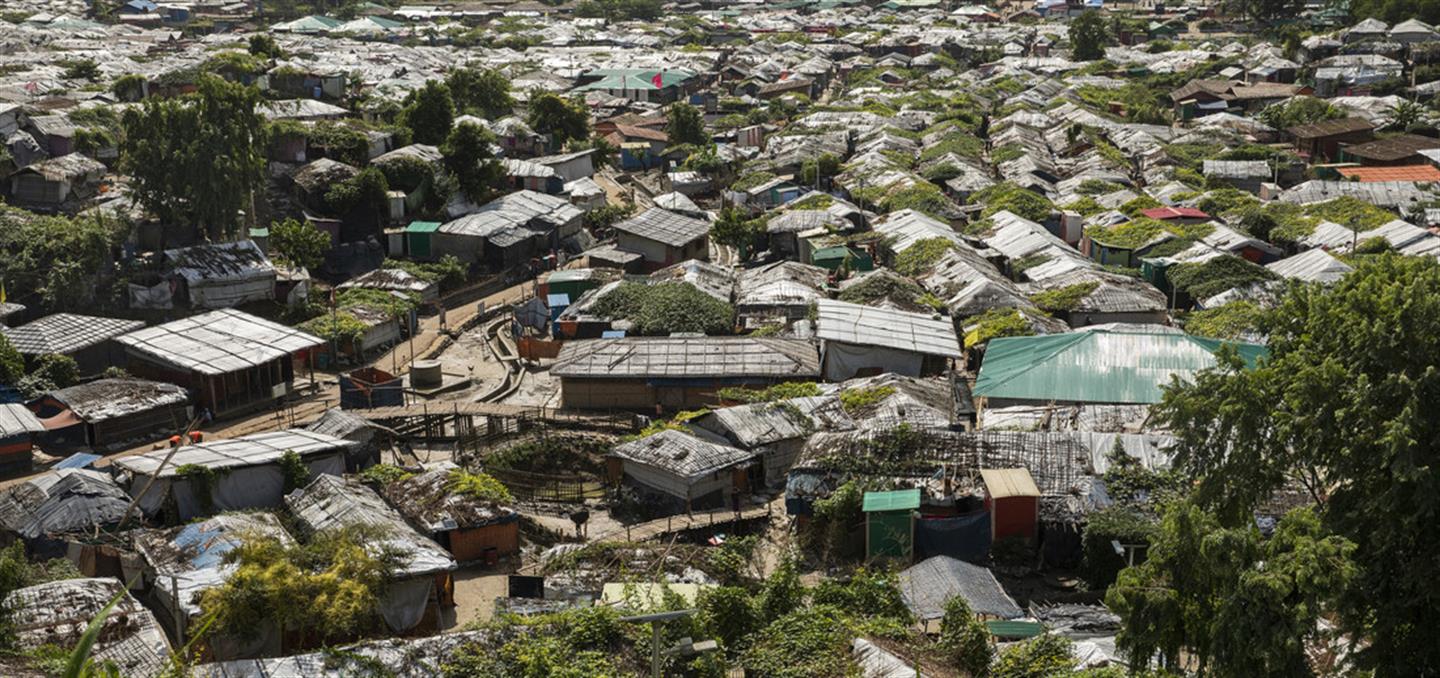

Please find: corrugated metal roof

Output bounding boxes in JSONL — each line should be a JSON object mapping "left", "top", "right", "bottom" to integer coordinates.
{"left": 974, "top": 325, "right": 1268, "bottom": 405}
{"left": 1266, "top": 248, "right": 1353, "bottom": 283}
{"left": 552, "top": 337, "right": 821, "bottom": 379}
{"left": 611, "top": 429, "right": 754, "bottom": 480}
{"left": 980, "top": 468, "right": 1040, "bottom": 498}
{"left": 0, "top": 403, "right": 44, "bottom": 437}
{"left": 2, "top": 313, "right": 144, "bottom": 355}
{"left": 612, "top": 207, "right": 710, "bottom": 248}
{"left": 115, "top": 429, "right": 352, "bottom": 478}
{"left": 116, "top": 308, "right": 323, "bottom": 376}
{"left": 899, "top": 555, "right": 1023, "bottom": 620}
{"left": 287, "top": 475, "right": 456, "bottom": 578}
{"left": 871, "top": 209, "right": 963, "bottom": 253}
{"left": 815, "top": 299, "right": 962, "bottom": 358}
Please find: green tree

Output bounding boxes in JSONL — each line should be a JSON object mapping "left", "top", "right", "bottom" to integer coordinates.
{"left": 526, "top": 92, "right": 590, "bottom": 148}
{"left": 441, "top": 122, "right": 504, "bottom": 205}
{"left": 324, "top": 167, "right": 391, "bottom": 225}
{"left": 1150, "top": 255, "right": 1440, "bottom": 674}
{"left": 1257, "top": 96, "right": 1343, "bottom": 130}
{"left": 268, "top": 218, "right": 331, "bottom": 270}
{"left": 939, "top": 596, "right": 993, "bottom": 676}
{"left": 993, "top": 634, "right": 1075, "bottom": 677}
{"left": 1385, "top": 100, "right": 1423, "bottom": 132}
{"left": 800, "top": 153, "right": 840, "bottom": 187}
{"left": 110, "top": 74, "right": 146, "bottom": 102}
{"left": 0, "top": 335, "right": 22, "bottom": 386}
{"left": 666, "top": 102, "right": 707, "bottom": 146}
{"left": 1106, "top": 503, "right": 1354, "bottom": 675}
{"left": 757, "top": 557, "right": 805, "bottom": 623}
{"left": 446, "top": 67, "right": 514, "bottom": 119}
{"left": 401, "top": 80, "right": 455, "bottom": 146}
{"left": 247, "top": 34, "right": 284, "bottom": 59}
{"left": 120, "top": 74, "right": 267, "bottom": 241}
{"left": 697, "top": 586, "right": 760, "bottom": 654}
{"left": 1070, "top": 11, "right": 1110, "bottom": 61}
{"left": 709, "top": 206, "right": 762, "bottom": 258}
{"left": 62, "top": 58, "right": 100, "bottom": 81}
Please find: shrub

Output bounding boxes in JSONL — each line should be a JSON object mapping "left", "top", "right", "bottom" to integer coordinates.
{"left": 1030, "top": 282, "right": 1099, "bottom": 313}
{"left": 591, "top": 282, "right": 734, "bottom": 335}
{"left": 939, "top": 596, "right": 993, "bottom": 676}
{"left": 994, "top": 634, "right": 1077, "bottom": 677}
{"left": 1183, "top": 301, "right": 1267, "bottom": 340}
{"left": 1167, "top": 256, "right": 1277, "bottom": 301}
{"left": 894, "top": 238, "right": 959, "bottom": 276}
{"left": 742, "top": 605, "right": 855, "bottom": 677}
{"left": 964, "top": 308, "right": 1036, "bottom": 348}
{"left": 1081, "top": 506, "right": 1158, "bottom": 589}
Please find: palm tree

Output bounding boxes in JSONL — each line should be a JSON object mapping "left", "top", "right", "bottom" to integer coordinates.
{"left": 1386, "top": 100, "right": 1424, "bottom": 132}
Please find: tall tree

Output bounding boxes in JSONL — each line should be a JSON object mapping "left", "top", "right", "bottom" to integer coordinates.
{"left": 709, "top": 206, "right": 763, "bottom": 259}
{"left": 526, "top": 92, "right": 590, "bottom": 148}
{"left": 666, "top": 102, "right": 707, "bottom": 147}
{"left": 121, "top": 75, "right": 267, "bottom": 241}
{"left": 1070, "top": 11, "right": 1109, "bottom": 61}
{"left": 446, "top": 67, "right": 514, "bottom": 119}
{"left": 1107, "top": 503, "right": 1354, "bottom": 675}
{"left": 401, "top": 80, "right": 455, "bottom": 146}
{"left": 268, "top": 218, "right": 331, "bottom": 270}
{"left": 1151, "top": 254, "right": 1440, "bottom": 674}
{"left": 442, "top": 122, "right": 504, "bottom": 205}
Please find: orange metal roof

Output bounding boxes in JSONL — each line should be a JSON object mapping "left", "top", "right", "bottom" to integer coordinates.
{"left": 1334, "top": 165, "right": 1440, "bottom": 182}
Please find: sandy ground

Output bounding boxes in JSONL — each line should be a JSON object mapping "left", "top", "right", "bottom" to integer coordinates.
{"left": 443, "top": 569, "right": 511, "bottom": 630}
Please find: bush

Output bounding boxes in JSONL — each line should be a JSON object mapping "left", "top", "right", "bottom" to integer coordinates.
{"left": 994, "top": 634, "right": 1077, "bottom": 677}
{"left": 939, "top": 596, "right": 993, "bottom": 676}
{"left": 894, "top": 238, "right": 959, "bottom": 276}
{"left": 742, "top": 605, "right": 856, "bottom": 678}
{"left": 810, "top": 568, "right": 910, "bottom": 621}
{"left": 1167, "top": 256, "right": 1277, "bottom": 301}
{"left": 1082, "top": 506, "right": 1157, "bottom": 589}
{"left": 1030, "top": 282, "right": 1099, "bottom": 313}
{"left": 1183, "top": 301, "right": 1267, "bottom": 340}
{"left": 697, "top": 586, "right": 760, "bottom": 654}
{"left": 591, "top": 282, "right": 734, "bottom": 335}
{"left": 964, "top": 308, "right": 1036, "bottom": 348}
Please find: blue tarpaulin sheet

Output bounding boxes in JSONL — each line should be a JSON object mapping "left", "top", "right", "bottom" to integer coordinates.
{"left": 55, "top": 453, "right": 102, "bottom": 470}
{"left": 916, "top": 511, "right": 991, "bottom": 563}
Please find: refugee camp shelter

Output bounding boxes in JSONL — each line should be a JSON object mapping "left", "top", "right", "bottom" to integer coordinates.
{"left": 0, "top": 404, "right": 44, "bottom": 475}
{"left": 980, "top": 468, "right": 1041, "bottom": 541}
{"left": 973, "top": 325, "right": 1267, "bottom": 409}
{"left": 898, "top": 555, "right": 1024, "bottom": 630}
{"left": 814, "top": 299, "right": 962, "bottom": 381}
{"left": 133, "top": 512, "right": 295, "bottom": 660}
{"left": 863, "top": 488, "right": 920, "bottom": 561}
{"left": 611, "top": 207, "right": 711, "bottom": 270}
{"left": 6, "top": 578, "right": 172, "bottom": 678}
{"left": 609, "top": 429, "right": 756, "bottom": 511}
{"left": 164, "top": 240, "right": 278, "bottom": 309}
{"left": 378, "top": 462, "right": 521, "bottom": 563}
{"left": 2, "top": 314, "right": 144, "bottom": 376}
{"left": 116, "top": 308, "right": 324, "bottom": 419}
{"left": 287, "top": 475, "right": 457, "bottom": 633}
{"left": 0, "top": 468, "right": 130, "bottom": 558}
{"left": 30, "top": 378, "right": 190, "bottom": 450}
{"left": 689, "top": 395, "right": 854, "bottom": 486}
{"left": 114, "top": 429, "right": 353, "bottom": 520}
{"left": 337, "top": 267, "right": 440, "bottom": 305}
{"left": 552, "top": 337, "right": 822, "bottom": 410}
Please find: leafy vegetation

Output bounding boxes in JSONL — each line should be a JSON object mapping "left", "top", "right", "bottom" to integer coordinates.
{"left": 269, "top": 218, "right": 331, "bottom": 270}
{"left": 963, "top": 308, "right": 1037, "bottom": 348}
{"left": 445, "top": 468, "right": 514, "bottom": 504}
{"left": 1167, "top": 256, "right": 1277, "bottom": 302}
{"left": 839, "top": 385, "right": 896, "bottom": 415}
{"left": 1182, "top": 301, "right": 1268, "bottom": 340}
{"left": 893, "top": 238, "right": 959, "bottom": 276}
{"left": 592, "top": 281, "right": 734, "bottom": 335}
{"left": 1030, "top": 282, "right": 1099, "bottom": 313}
{"left": 716, "top": 382, "right": 822, "bottom": 403}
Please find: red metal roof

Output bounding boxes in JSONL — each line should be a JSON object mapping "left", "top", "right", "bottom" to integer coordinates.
{"left": 1141, "top": 206, "right": 1210, "bottom": 220}
{"left": 1334, "top": 165, "right": 1440, "bottom": 182}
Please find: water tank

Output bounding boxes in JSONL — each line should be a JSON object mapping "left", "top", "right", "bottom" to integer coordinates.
{"left": 410, "top": 360, "right": 443, "bottom": 388}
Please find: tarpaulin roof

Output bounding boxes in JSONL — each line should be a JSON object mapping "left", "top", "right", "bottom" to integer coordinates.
{"left": 974, "top": 325, "right": 1267, "bottom": 405}
{"left": 116, "top": 308, "right": 323, "bottom": 376}
{"left": 898, "top": 555, "right": 1023, "bottom": 620}
{"left": 863, "top": 488, "right": 920, "bottom": 512}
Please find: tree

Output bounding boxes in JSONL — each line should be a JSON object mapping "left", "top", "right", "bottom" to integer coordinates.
{"left": 757, "top": 557, "right": 805, "bottom": 623}
{"left": 268, "top": 218, "right": 331, "bottom": 270}
{"left": 1231, "top": 0, "right": 1305, "bottom": 22}
{"left": 800, "top": 153, "right": 841, "bottom": 187}
{"left": 1385, "top": 100, "right": 1423, "bottom": 131}
{"left": 1106, "top": 503, "right": 1354, "bottom": 675}
{"left": 1070, "top": 11, "right": 1109, "bottom": 61}
{"left": 1149, "top": 255, "right": 1440, "bottom": 674}
{"left": 324, "top": 167, "right": 391, "bottom": 226}
{"left": 441, "top": 122, "right": 504, "bottom": 205}
{"left": 709, "top": 206, "right": 763, "bottom": 258}
{"left": 0, "top": 335, "right": 22, "bottom": 387}
{"left": 247, "top": 34, "right": 283, "bottom": 59}
{"left": 446, "top": 67, "right": 514, "bottom": 119}
{"left": 666, "top": 102, "right": 707, "bottom": 146}
{"left": 121, "top": 74, "right": 267, "bottom": 241}
{"left": 62, "top": 58, "right": 100, "bottom": 81}
{"left": 939, "top": 596, "right": 993, "bottom": 676}
{"left": 526, "top": 92, "right": 590, "bottom": 148}
{"left": 400, "top": 80, "right": 455, "bottom": 146}
{"left": 993, "top": 634, "right": 1076, "bottom": 677}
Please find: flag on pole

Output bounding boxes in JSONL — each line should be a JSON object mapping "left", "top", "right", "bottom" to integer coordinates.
{"left": 651, "top": 70, "right": 664, "bottom": 88}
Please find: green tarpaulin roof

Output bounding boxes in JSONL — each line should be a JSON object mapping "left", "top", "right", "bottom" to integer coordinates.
{"left": 974, "top": 326, "right": 1266, "bottom": 405}
{"left": 986, "top": 620, "right": 1044, "bottom": 639}
{"left": 575, "top": 69, "right": 695, "bottom": 92}
{"left": 406, "top": 221, "right": 441, "bottom": 233}
{"left": 863, "top": 489, "right": 921, "bottom": 512}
